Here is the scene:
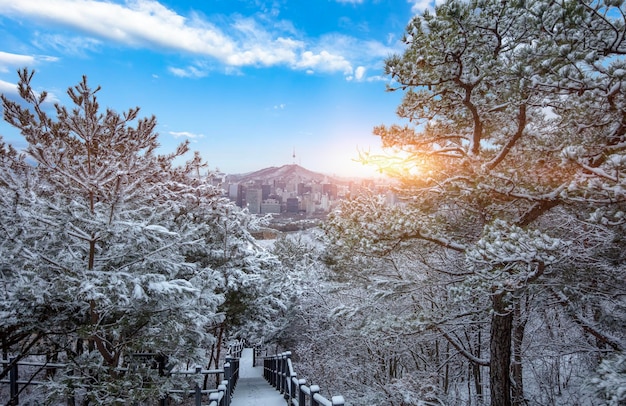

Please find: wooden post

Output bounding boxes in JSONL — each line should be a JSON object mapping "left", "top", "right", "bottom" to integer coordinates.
{"left": 277, "top": 354, "right": 282, "bottom": 393}
{"left": 279, "top": 352, "right": 287, "bottom": 394}
{"left": 264, "top": 357, "right": 269, "bottom": 385}
{"left": 332, "top": 395, "right": 346, "bottom": 406}
{"left": 192, "top": 367, "right": 202, "bottom": 406}
{"left": 288, "top": 372, "right": 297, "bottom": 403}
{"left": 270, "top": 356, "right": 277, "bottom": 388}
{"left": 231, "top": 357, "right": 239, "bottom": 390}
{"left": 298, "top": 378, "right": 307, "bottom": 406}
{"left": 194, "top": 382, "right": 202, "bottom": 406}
{"left": 9, "top": 357, "right": 18, "bottom": 406}
{"left": 224, "top": 360, "right": 232, "bottom": 403}
{"left": 218, "top": 383, "right": 227, "bottom": 406}
{"left": 310, "top": 385, "right": 320, "bottom": 406}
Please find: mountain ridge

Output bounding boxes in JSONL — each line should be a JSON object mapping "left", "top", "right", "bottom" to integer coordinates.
{"left": 226, "top": 164, "right": 351, "bottom": 184}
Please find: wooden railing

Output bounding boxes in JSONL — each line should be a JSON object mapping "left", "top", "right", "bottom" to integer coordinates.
{"left": 0, "top": 357, "right": 66, "bottom": 406}
{"left": 263, "top": 351, "right": 345, "bottom": 406}
{"left": 165, "top": 357, "right": 239, "bottom": 406}
{"left": 1, "top": 352, "right": 240, "bottom": 406}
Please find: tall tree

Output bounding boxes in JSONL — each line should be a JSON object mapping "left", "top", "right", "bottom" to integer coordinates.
{"left": 0, "top": 69, "right": 274, "bottom": 404}
{"left": 325, "top": 0, "right": 626, "bottom": 405}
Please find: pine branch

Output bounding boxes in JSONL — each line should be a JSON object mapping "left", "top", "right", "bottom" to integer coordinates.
{"left": 549, "top": 287, "right": 624, "bottom": 352}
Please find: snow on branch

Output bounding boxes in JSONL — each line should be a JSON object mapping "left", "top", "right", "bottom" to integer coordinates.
{"left": 465, "top": 220, "right": 570, "bottom": 294}
{"left": 550, "top": 287, "right": 624, "bottom": 352}
{"left": 436, "top": 326, "right": 490, "bottom": 366}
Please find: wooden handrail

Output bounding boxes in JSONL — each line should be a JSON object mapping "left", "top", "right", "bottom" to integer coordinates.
{"left": 263, "top": 351, "right": 345, "bottom": 406}
{"left": 2, "top": 354, "right": 240, "bottom": 406}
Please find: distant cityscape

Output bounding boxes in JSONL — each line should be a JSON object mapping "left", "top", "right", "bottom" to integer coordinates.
{"left": 208, "top": 164, "right": 396, "bottom": 216}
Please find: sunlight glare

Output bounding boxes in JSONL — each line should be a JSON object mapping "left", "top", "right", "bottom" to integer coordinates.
{"left": 358, "top": 147, "right": 426, "bottom": 180}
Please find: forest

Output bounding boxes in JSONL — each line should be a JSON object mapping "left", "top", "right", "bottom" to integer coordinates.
{"left": 1, "top": 0, "right": 625, "bottom": 405}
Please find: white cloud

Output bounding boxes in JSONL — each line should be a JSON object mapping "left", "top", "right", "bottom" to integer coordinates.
{"left": 0, "top": 0, "right": 236, "bottom": 59}
{"left": 308, "top": 33, "right": 401, "bottom": 81}
{"left": 0, "top": 0, "right": 303, "bottom": 68}
{"left": 364, "top": 74, "right": 389, "bottom": 82}
{"left": 0, "top": 52, "right": 60, "bottom": 103}
{"left": 409, "top": 0, "right": 445, "bottom": 14}
{"left": 169, "top": 131, "right": 204, "bottom": 139}
{"left": 335, "top": 0, "right": 365, "bottom": 4}
{"left": 223, "top": 66, "right": 244, "bottom": 76}
{"left": 168, "top": 65, "right": 208, "bottom": 78}
{"left": 0, "top": 0, "right": 395, "bottom": 78}
{"left": 363, "top": 39, "right": 401, "bottom": 59}
{"left": 0, "top": 79, "right": 18, "bottom": 95}
{"left": 227, "top": 18, "right": 302, "bottom": 65}
{"left": 33, "top": 33, "right": 101, "bottom": 56}
{"left": 294, "top": 51, "right": 352, "bottom": 75}
{"left": 0, "top": 51, "right": 36, "bottom": 72}
{"left": 273, "top": 104, "right": 286, "bottom": 110}
{"left": 355, "top": 66, "right": 366, "bottom": 80}
{"left": 0, "top": 51, "right": 57, "bottom": 73}
{"left": 317, "top": 33, "right": 399, "bottom": 63}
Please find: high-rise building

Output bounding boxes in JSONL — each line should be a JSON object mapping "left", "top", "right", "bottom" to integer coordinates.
{"left": 261, "top": 184, "right": 271, "bottom": 200}
{"left": 228, "top": 184, "right": 238, "bottom": 201}
{"left": 286, "top": 197, "right": 300, "bottom": 213}
{"left": 236, "top": 184, "right": 246, "bottom": 208}
{"left": 246, "top": 188, "right": 262, "bottom": 214}
{"left": 260, "top": 199, "right": 281, "bottom": 214}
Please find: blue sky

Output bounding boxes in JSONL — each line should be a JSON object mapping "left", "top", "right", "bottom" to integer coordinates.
{"left": 0, "top": 0, "right": 436, "bottom": 177}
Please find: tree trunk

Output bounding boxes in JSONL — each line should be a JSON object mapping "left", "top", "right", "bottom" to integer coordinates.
{"left": 214, "top": 325, "right": 224, "bottom": 387}
{"left": 443, "top": 341, "right": 450, "bottom": 395}
{"left": 490, "top": 293, "right": 513, "bottom": 406}
{"left": 511, "top": 301, "right": 527, "bottom": 405}
{"left": 474, "top": 328, "right": 483, "bottom": 402}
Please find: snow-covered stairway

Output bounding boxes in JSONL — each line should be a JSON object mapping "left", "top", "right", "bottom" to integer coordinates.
{"left": 230, "top": 348, "right": 286, "bottom": 406}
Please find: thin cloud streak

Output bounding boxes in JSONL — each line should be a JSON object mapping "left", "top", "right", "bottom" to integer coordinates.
{"left": 32, "top": 33, "right": 102, "bottom": 57}
{"left": 168, "top": 66, "right": 208, "bottom": 78}
{"left": 0, "top": 51, "right": 58, "bottom": 72}
{"left": 0, "top": 52, "right": 36, "bottom": 71}
{"left": 169, "top": 131, "right": 205, "bottom": 139}
{"left": 0, "top": 79, "right": 18, "bottom": 96}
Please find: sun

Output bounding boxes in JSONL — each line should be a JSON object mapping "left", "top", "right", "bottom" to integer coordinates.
{"left": 321, "top": 133, "right": 429, "bottom": 179}
{"left": 339, "top": 159, "right": 386, "bottom": 178}
{"left": 357, "top": 148, "right": 427, "bottom": 180}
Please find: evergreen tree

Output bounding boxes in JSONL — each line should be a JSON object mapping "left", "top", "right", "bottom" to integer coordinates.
{"left": 324, "top": 1, "right": 626, "bottom": 404}
{"left": 0, "top": 69, "right": 279, "bottom": 404}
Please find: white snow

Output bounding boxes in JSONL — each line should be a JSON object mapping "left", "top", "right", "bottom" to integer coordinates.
{"left": 230, "top": 348, "right": 286, "bottom": 406}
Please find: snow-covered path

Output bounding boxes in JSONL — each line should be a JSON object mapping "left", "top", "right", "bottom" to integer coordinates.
{"left": 230, "top": 348, "right": 286, "bottom": 406}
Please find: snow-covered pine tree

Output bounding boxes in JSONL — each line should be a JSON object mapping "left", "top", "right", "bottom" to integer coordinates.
{"left": 0, "top": 69, "right": 280, "bottom": 403}
{"left": 325, "top": 0, "right": 626, "bottom": 405}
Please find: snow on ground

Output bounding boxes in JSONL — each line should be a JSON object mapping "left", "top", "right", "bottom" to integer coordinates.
{"left": 230, "top": 348, "right": 286, "bottom": 406}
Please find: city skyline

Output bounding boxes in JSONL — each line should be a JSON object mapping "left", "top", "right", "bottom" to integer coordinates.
{"left": 0, "top": 0, "right": 437, "bottom": 177}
